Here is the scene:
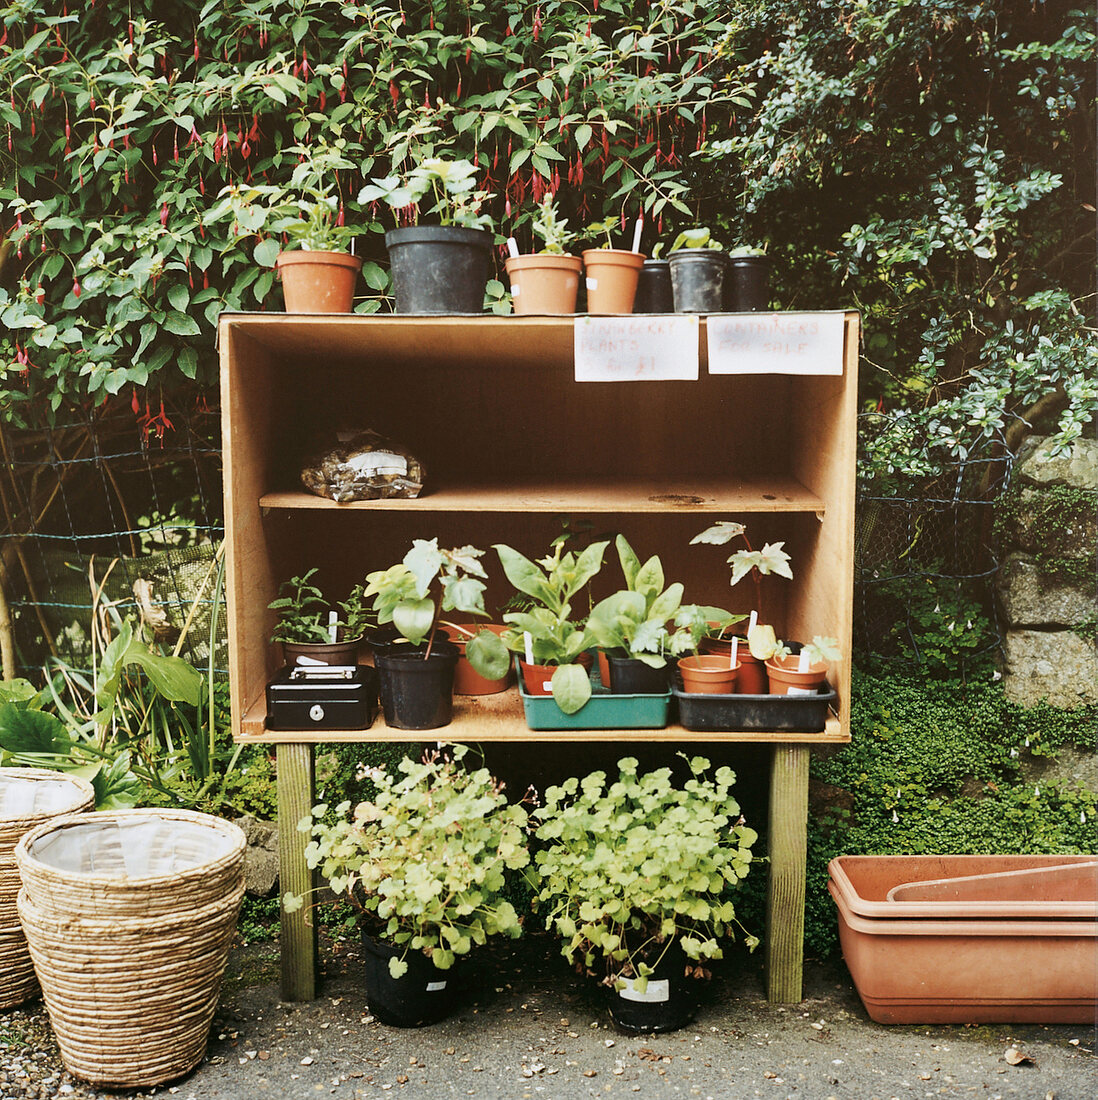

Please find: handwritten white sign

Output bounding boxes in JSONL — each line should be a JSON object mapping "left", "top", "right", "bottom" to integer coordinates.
{"left": 707, "top": 312, "right": 845, "bottom": 375}
{"left": 574, "top": 315, "right": 699, "bottom": 382}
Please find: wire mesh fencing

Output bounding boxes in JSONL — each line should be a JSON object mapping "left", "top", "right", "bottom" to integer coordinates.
{"left": 0, "top": 392, "right": 225, "bottom": 680}
{"left": 2, "top": 402, "right": 1012, "bottom": 682}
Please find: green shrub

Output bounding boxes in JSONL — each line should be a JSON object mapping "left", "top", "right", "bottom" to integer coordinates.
{"left": 803, "top": 671, "right": 1098, "bottom": 957}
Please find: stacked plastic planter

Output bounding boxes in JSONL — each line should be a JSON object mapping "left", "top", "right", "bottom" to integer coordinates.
{"left": 0, "top": 768, "right": 95, "bottom": 1010}
{"left": 828, "top": 854, "right": 1098, "bottom": 1024}
{"left": 16, "top": 809, "right": 246, "bottom": 1088}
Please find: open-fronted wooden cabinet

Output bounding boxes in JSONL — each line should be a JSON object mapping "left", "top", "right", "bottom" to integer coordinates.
{"left": 219, "top": 312, "right": 859, "bottom": 1003}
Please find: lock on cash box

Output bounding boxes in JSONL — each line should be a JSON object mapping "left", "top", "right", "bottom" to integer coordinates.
{"left": 265, "top": 665, "right": 379, "bottom": 731}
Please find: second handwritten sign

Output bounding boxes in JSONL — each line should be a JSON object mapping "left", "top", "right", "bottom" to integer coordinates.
{"left": 574, "top": 315, "right": 700, "bottom": 382}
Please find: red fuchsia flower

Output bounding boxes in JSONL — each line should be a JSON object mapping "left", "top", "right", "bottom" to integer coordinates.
{"left": 160, "top": 202, "right": 169, "bottom": 227}
{"left": 72, "top": 279, "right": 80, "bottom": 298}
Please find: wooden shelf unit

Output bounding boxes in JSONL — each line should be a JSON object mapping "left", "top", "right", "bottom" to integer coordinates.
{"left": 219, "top": 311, "right": 860, "bottom": 1004}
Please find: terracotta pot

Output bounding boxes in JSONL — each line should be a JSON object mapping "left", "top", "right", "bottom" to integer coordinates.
{"left": 597, "top": 649, "right": 611, "bottom": 688}
{"left": 281, "top": 637, "right": 361, "bottom": 666}
{"left": 505, "top": 254, "right": 583, "bottom": 315}
{"left": 581, "top": 249, "right": 645, "bottom": 313}
{"left": 699, "top": 633, "right": 768, "bottom": 694}
{"left": 677, "top": 655, "right": 740, "bottom": 694}
{"left": 828, "top": 855, "right": 1098, "bottom": 1024}
{"left": 275, "top": 251, "right": 362, "bottom": 313}
{"left": 443, "top": 624, "right": 511, "bottom": 695}
{"left": 765, "top": 652, "right": 828, "bottom": 695}
{"left": 518, "top": 659, "right": 557, "bottom": 696}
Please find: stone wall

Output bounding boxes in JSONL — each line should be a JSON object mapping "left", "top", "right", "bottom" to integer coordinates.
{"left": 996, "top": 435, "right": 1098, "bottom": 708}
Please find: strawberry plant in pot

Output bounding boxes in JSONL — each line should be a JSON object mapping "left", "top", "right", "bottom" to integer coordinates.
{"left": 358, "top": 158, "right": 495, "bottom": 314}
{"left": 690, "top": 521, "right": 794, "bottom": 694}
{"left": 268, "top": 569, "right": 371, "bottom": 666}
{"left": 364, "top": 540, "right": 509, "bottom": 730}
{"left": 756, "top": 633, "right": 841, "bottom": 696}
{"left": 533, "top": 755, "right": 758, "bottom": 1033}
{"left": 492, "top": 537, "right": 609, "bottom": 715}
{"left": 288, "top": 745, "right": 529, "bottom": 1027}
{"left": 582, "top": 216, "right": 646, "bottom": 314}
{"left": 208, "top": 142, "right": 362, "bottom": 313}
{"left": 505, "top": 193, "right": 583, "bottom": 315}
{"left": 668, "top": 227, "right": 726, "bottom": 313}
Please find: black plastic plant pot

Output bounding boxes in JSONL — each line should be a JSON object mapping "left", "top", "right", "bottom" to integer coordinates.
{"left": 608, "top": 943, "right": 697, "bottom": 1034}
{"left": 669, "top": 250, "right": 727, "bottom": 313}
{"left": 374, "top": 643, "right": 458, "bottom": 730}
{"left": 634, "top": 259, "right": 673, "bottom": 313}
{"left": 360, "top": 933, "right": 458, "bottom": 1028}
{"left": 725, "top": 255, "right": 770, "bottom": 312}
{"left": 606, "top": 653, "right": 670, "bottom": 695}
{"left": 385, "top": 226, "right": 493, "bottom": 314}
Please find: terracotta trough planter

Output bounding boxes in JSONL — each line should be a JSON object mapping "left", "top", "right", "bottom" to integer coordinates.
{"left": 828, "top": 854, "right": 1098, "bottom": 1024}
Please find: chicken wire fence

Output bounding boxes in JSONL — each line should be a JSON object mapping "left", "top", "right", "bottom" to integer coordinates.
{"left": 0, "top": 393, "right": 225, "bottom": 680}
{"left": 1, "top": 403, "right": 1011, "bottom": 680}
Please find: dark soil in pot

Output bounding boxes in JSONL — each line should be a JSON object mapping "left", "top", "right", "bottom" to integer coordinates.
{"left": 669, "top": 250, "right": 726, "bottom": 313}
{"left": 360, "top": 933, "right": 460, "bottom": 1027}
{"left": 606, "top": 652, "right": 670, "bottom": 694}
{"left": 374, "top": 642, "right": 458, "bottom": 730}
{"left": 385, "top": 226, "right": 493, "bottom": 314}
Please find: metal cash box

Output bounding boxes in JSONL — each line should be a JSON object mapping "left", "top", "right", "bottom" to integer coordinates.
{"left": 265, "top": 665, "right": 379, "bottom": 731}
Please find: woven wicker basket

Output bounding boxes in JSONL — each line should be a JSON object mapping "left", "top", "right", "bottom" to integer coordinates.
{"left": 15, "top": 808, "right": 245, "bottom": 1087}
{"left": 0, "top": 767, "right": 94, "bottom": 1010}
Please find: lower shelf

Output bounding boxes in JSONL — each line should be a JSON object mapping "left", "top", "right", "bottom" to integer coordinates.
{"left": 236, "top": 689, "right": 848, "bottom": 744}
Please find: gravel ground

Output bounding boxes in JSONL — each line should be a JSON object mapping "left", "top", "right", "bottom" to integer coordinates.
{"left": 2, "top": 932, "right": 1096, "bottom": 1100}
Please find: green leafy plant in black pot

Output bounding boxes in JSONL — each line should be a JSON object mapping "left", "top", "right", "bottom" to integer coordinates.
{"left": 668, "top": 227, "right": 726, "bottom": 313}
{"left": 288, "top": 745, "right": 529, "bottom": 1027}
{"left": 533, "top": 755, "right": 758, "bottom": 1033}
{"left": 364, "top": 540, "right": 509, "bottom": 729}
{"left": 358, "top": 157, "right": 496, "bottom": 314}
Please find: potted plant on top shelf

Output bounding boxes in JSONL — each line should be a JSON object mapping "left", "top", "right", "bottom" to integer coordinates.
{"left": 582, "top": 215, "right": 645, "bottom": 314}
{"left": 289, "top": 745, "right": 529, "bottom": 1027}
{"left": 533, "top": 754, "right": 758, "bottom": 1033}
{"left": 690, "top": 521, "right": 793, "bottom": 693}
{"left": 358, "top": 157, "right": 496, "bottom": 314}
{"left": 668, "top": 227, "right": 726, "bottom": 314}
{"left": 268, "top": 568, "right": 371, "bottom": 666}
{"left": 364, "top": 540, "right": 510, "bottom": 730}
{"left": 505, "top": 193, "right": 583, "bottom": 315}
{"left": 208, "top": 141, "right": 363, "bottom": 313}
{"left": 492, "top": 536, "right": 609, "bottom": 715}
{"left": 725, "top": 244, "right": 770, "bottom": 312}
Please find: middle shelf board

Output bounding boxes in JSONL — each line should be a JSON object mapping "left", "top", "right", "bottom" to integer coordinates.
{"left": 237, "top": 693, "right": 847, "bottom": 745}
{"left": 259, "top": 476, "right": 825, "bottom": 515}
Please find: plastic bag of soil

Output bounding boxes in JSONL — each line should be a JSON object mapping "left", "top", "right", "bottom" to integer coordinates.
{"left": 300, "top": 429, "right": 425, "bottom": 502}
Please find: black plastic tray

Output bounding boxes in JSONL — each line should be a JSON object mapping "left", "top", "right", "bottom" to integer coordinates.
{"left": 672, "top": 680, "right": 837, "bottom": 733}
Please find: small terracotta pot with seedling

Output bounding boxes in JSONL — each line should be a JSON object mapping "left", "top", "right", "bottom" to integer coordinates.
{"left": 505, "top": 194, "right": 583, "bottom": 315}
{"left": 582, "top": 215, "right": 645, "bottom": 313}
{"left": 762, "top": 634, "right": 842, "bottom": 696}
{"left": 208, "top": 140, "right": 363, "bottom": 313}
{"left": 268, "top": 568, "right": 370, "bottom": 666}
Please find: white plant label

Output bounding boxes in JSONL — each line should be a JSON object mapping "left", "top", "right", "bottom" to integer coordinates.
{"left": 585, "top": 277, "right": 598, "bottom": 290}
{"left": 619, "top": 977, "right": 670, "bottom": 1003}
{"left": 426, "top": 981, "right": 447, "bottom": 992}
{"left": 707, "top": 312, "right": 845, "bottom": 375}
{"left": 575, "top": 315, "right": 699, "bottom": 382}
{"left": 786, "top": 686, "right": 817, "bottom": 696}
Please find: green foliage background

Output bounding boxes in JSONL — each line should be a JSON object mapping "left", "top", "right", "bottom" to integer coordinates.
{"left": 1, "top": 1, "right": 1093, "bottom": 476}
